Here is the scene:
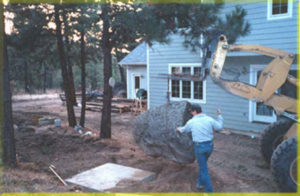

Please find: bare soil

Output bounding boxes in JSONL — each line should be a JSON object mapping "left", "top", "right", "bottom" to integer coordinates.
{"left": 3, "top": 96, "right": 278, "bottom": 193}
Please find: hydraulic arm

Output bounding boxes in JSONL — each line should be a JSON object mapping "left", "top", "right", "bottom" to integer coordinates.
{"left": 210, "top": 35, "right": 297, "bottom": 115}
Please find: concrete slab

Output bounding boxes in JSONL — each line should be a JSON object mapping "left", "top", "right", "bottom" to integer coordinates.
{"left": 65, "top": 163, "right": 156, "bottom": 192}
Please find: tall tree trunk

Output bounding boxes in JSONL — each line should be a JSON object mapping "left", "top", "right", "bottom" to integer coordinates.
{"left": 43, "top": 64, "right": 47, "bottom": 93}
{"left": 100, "top": 49, "right": 112, "bottom": 138}
{"left": 80, "top": 29, "right": 86, "bottom": 127}
{"left": 54, "top": 5, "right": 76, "bottom": 127}
{"left": 1, "top": 7, "right": 17, "bottom": 167}
{"left": 48, "top": 68, "right": 53, "bottom": 89}
{"left": 67, "top": 59, "right": 77, "bottom": 105}
{"left": 100, "top": 4, "right": 112, "bottom": 138}
{"left": 91, "top": 80, "right": 96, "bottom": 90}
{"left": 118, "top": 64, "right": 126, "bottom": 86}
{"left": 62, "top": 8, "right": 77, "bottom": 106}
{"left": 24, "top": 60, "right": 29, "bottom": 93}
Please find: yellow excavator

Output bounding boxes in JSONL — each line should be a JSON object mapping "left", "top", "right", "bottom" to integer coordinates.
{"left": 209, "top": 35, "right": 297, "bottom": 192}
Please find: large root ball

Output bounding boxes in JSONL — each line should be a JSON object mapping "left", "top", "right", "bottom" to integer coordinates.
{"left": 133, "top": 101, "right": 195, "bottom": 164}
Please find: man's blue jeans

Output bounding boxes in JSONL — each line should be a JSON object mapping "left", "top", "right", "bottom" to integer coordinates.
{"left": 194, "top": 141, "right": 213, "bottom": 192}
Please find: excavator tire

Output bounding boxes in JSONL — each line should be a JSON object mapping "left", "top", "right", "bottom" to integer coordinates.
{"left": 260, "top": 119, "right": 293, "bottom": 164}
{"left": 271, "top": 137, "right": 297, "bottom": 192}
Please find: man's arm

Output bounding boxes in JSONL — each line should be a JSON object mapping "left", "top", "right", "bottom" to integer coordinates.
{"left": 176, "top": 120, "right": 192, "bottom": 133}
{"left": 212, "top": 109, "right": 224, "bottom": 131}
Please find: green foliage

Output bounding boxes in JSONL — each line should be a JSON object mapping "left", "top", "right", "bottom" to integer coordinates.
{"left": 169, "top": 2, "right": 250, "bottom": 50}
{"left": 5, "top": 4, "right": 108, "bottom": 92}
{"left": 6, "top": 4, "right": 51, "bottom": 51}
{"left": 5, "top": 4, "right": 61, "bottom": 92}
{"left": 72, "top": 57, "right": 121, "bottom": 91}
{"left": 218, "top": 6, "right": 250, "bottom": 44}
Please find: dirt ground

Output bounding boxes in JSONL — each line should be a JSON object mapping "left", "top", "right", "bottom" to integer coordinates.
{"left": 3, "top": 95, "right": 279, "bottom": 193}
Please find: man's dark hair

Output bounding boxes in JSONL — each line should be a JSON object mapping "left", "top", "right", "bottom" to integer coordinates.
{"left": 191, "top": 103, "right": 202, "bottom": 113}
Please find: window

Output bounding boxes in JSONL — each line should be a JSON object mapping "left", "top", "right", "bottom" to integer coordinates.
{"left": 171, "top": 67, "right": 180, "bottom": 97}
{"left": 268, "top": 0, "right": 293, "bottom": 20}
{"left": 169, "top": 64, "right": 206, "bottom": 103}
{"left": 194, "top": 67, "right": 203, "bottom": 99}
{"left": 134, "top": 76, "right": 140, "bottom": 89}
{"left": 182, "top": 67, "right": 191, "bottom": 98}
{"left": 272, "top": 0, "right": 288, "bottom": 15}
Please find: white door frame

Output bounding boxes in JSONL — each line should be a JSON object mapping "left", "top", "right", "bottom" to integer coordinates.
{"left": 249, "top": 65, "right": 277, "bottom": 123}
{"left": 131, "top": 74, "right": 141, "bottom": 99}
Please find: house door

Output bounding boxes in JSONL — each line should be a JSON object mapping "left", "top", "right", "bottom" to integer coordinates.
{"left": 250, "top": 65, "right": 276, "bottom": 123}
{"left": 132, "top": 75, "right": 140, "bottom": 98}
{"left": 250, "top": 65, "right": 297, "bottom": 123}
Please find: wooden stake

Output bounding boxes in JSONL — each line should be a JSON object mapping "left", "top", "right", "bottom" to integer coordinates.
{"left": 49, "top": 165, "right": 68, "bottom": 186}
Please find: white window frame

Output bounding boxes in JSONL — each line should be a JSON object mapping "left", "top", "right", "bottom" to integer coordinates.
{"left": 168, "top": 63, "right": 206, "bottom": 104}
{"left": 267, "top": 0, "right": 293, "bottom": 20}
{"left": 249, "top": 65, "right": 277, "bottom": 123}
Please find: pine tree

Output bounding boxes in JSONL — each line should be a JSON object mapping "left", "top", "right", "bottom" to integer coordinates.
{"left": 95, "top": 2, "right": 178, "bottom": 138}
{"left": 62, "top": 5, "right": 78, "bottom": 106}
{"left": 6, "top": 4, "right": 52, "bottom": 93}
{"left": 54, "top": 4, "right": 77, "bottom": 127}
{"left": 1, "top": 4, "right": 17, "bottom": 168}
{"left": 71, "top": 4, "right": 97, "bottom": 127}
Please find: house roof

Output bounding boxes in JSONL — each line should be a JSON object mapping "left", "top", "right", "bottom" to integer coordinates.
{"left": 118, "top": 42, "right": 147, "bottom": 66}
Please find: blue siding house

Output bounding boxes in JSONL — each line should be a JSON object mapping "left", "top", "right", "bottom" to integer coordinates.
{"left": 119, "top": 0, "right": 298, "bottom": 134}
